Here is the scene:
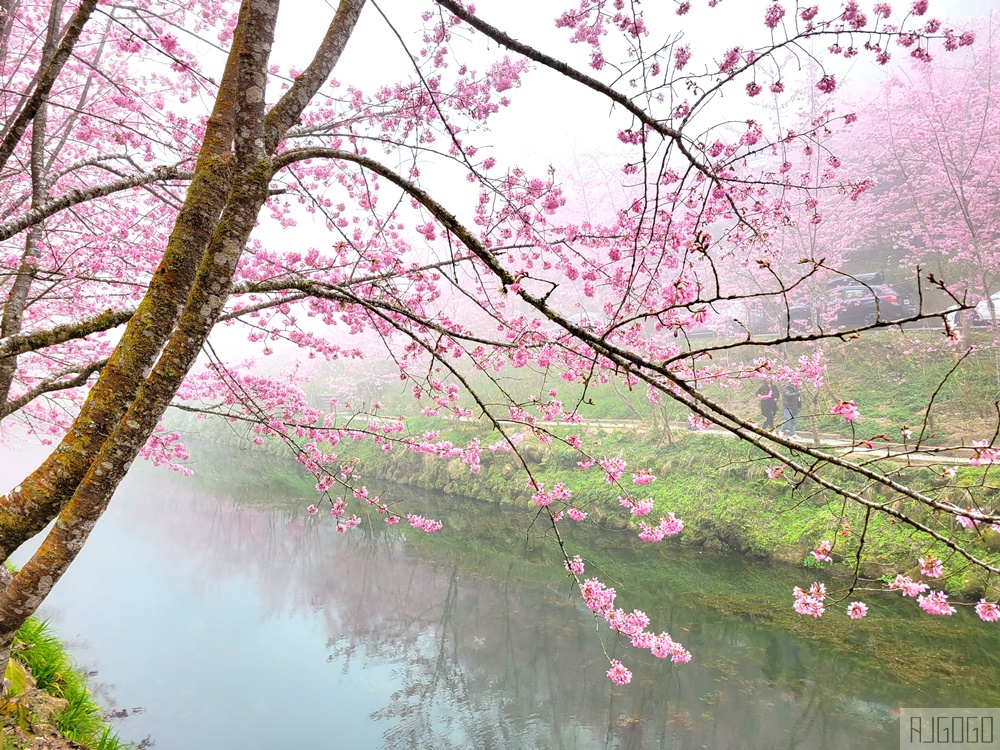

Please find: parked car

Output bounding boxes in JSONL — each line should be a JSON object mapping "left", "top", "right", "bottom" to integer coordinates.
{"left": 945, "top": 291, "right": 1000, "bottom": 328}
{"left": 826, "top": 272, "right": 885, "bottom": 290}
{"left": 750, "top": 282, "right": 917, "bottom": 334}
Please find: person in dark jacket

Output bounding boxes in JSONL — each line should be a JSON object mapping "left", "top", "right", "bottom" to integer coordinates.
{"left": 756, "top": 380, "right": 778, "bottom": 430}
{"left": 780, "top": 382, "right": 801, "bottom": 438}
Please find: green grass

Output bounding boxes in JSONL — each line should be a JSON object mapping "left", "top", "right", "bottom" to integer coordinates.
{"left": 332, "top": 422, "right": 1000, "bottom": 596}
{"left": 9, "top": 617, "right": 129, "bottom": 749}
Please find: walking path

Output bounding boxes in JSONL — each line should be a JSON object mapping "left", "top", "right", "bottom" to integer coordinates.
{"left": 475, "top": 417, "right": 974, "bottom": 468}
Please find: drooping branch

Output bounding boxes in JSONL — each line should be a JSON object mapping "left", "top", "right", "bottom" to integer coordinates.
{"left": 272, "top": 145, "right": 999, "bottom": 575}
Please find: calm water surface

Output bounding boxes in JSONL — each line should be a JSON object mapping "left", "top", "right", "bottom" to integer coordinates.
{"left": 3, "top": 447, "right": 998, "bottom": 749}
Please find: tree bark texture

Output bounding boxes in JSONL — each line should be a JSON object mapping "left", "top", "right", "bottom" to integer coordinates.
{"left": 0, "top": 0, "right": 367, "bottom": 680}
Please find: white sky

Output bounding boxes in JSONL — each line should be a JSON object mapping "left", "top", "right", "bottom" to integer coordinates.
{"left": 266, "top": 0, "right": 995, "bottom": 207}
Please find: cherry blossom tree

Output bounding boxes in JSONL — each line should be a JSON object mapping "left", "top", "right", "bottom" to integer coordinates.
{"left": 849, "top": 16, "right": 1000, "bottom": 320}
{"left": 0, "top": 0, "right": 993, "bottom": 686}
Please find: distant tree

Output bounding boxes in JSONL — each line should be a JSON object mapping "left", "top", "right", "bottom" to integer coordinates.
{"left": 0, "top": 0, "right": 993, "bottom": 686}
{"left": 853, "top": 17, "right": 1000, "bottom": 319}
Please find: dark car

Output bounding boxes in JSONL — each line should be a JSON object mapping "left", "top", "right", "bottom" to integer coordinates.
{"left": 750, "top": 282, "right": 917, "bottom": 334}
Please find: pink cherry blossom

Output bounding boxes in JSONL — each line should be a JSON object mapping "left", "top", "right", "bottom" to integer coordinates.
{"left": 816, "top": 74, "right": 837, "bottom": 94}
{"left": 764, "top": 4, "right": 786, "bottom": 29}
{"left": 917, "top": 591, "right": 955, "bottom": 616}
{"left": 632, "top": 469, "right": 656, "bottom": 485}
{"left": 811, "top": 540, "right": 833, "bottom": 563}
{"left": 832, "top": 400, "right": 859, "bottom": 421}
{"left": 607, "top": 659, "right": 632, "bottom": 685}
{"left": 793, "top": 584, "right": 825, "bottom": 617}
{"left": 919, "top": 556, "right": 943, "bottom": 578}
{"left": 688, "top": 414, "right": 712, "bottom": 430}
{"left": 976, "top": 600, "right": 1000, "bottom": 622}
{"left": 889, "top": 574, "right": 930, "bottom": 597}
{"left": 601, "top": 458, "right": 627, "bottom": 483}
{"left": 847, "top": 601, "right": 868, "bottom": 619}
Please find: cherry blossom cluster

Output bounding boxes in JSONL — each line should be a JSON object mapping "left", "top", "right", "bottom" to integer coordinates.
{"left": 811, "top": 540, "right": 833, "bottom": 563}
{"left": 917, "top": 591, "right": 955, "bottom": 616}
{"left": 637, "top": 514, "right": 684, "bottom": 542}
{"left": 577, "top": 576, "right": 691, "bottom": 684}
{"left": 793, "top": 582, "right": 826, "bottom": 617}
{"left": 970, "top": 441, "right": 999, "bottom": 466}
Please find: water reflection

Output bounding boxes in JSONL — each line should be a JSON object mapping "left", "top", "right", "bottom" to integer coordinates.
{"left": 4, "top": 452, "right": 996, "bottom": 749}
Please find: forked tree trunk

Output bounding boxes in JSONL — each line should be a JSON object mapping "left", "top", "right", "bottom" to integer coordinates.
{"left": 0, "top": 0, "right": 367, "bottom": 682}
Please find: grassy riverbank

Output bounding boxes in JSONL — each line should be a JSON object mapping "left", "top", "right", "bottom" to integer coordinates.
{"left": 3, "top": 617, "right": 126, "bottom": 749}
{"left": 180, "top": 410, "right": 1000, "bottom": 602}
{"left": 336, "top": 423, "right": 1000, "bottom": 599}
{"left": 171, "top": 328, "right": 1000, "bottom": 596}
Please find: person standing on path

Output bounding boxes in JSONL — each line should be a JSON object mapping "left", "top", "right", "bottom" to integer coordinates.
{"left": 757, "top": 380, "right": 778, "bottom": 430}
{"left": 780, "top": 381, "right": 802, "bottom": 438}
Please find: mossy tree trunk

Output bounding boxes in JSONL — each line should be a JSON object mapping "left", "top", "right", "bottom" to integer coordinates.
{"left": 0, "top": 0, "right": 366, "bottom": 680}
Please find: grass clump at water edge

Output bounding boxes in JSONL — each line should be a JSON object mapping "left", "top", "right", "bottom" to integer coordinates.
{"left": 2, "top": 616, "right": 129, "bottom": 749}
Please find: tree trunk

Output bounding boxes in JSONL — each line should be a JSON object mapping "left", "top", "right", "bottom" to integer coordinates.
{"left": 0, "top": 0, "right": 368, "bottom": 680}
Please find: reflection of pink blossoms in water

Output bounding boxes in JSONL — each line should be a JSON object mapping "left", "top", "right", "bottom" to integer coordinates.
{"left": 793, "top": 582, "right": 826, "bottom": 617}
{"left": 811, "top": 540, "right": 832, "bottom": 563}
{"left": 832, "top": 400, "right": 859, "bottom": 421}
{"left": 975, "top": 600, "right": 1000, "bottom": 622}
{"left": 889, "top": 574, "right": 929, "bottom": 597}
{"left": 564, "top": 555, "right": 585, "bottom": 575}
{"left": 918, "top": 591, "right": 956, "bottom": 616}
{"left": 407, "top": 514, "right": 443, "bottom": 533}
{"left": 607, "top": 659, "right": 632, "bottom": 685}
{"left": 919, "top": 556, "right": 943, "bottom": 578}
{"left": 847, "top": 602, "right": 868, "bottom": 619}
